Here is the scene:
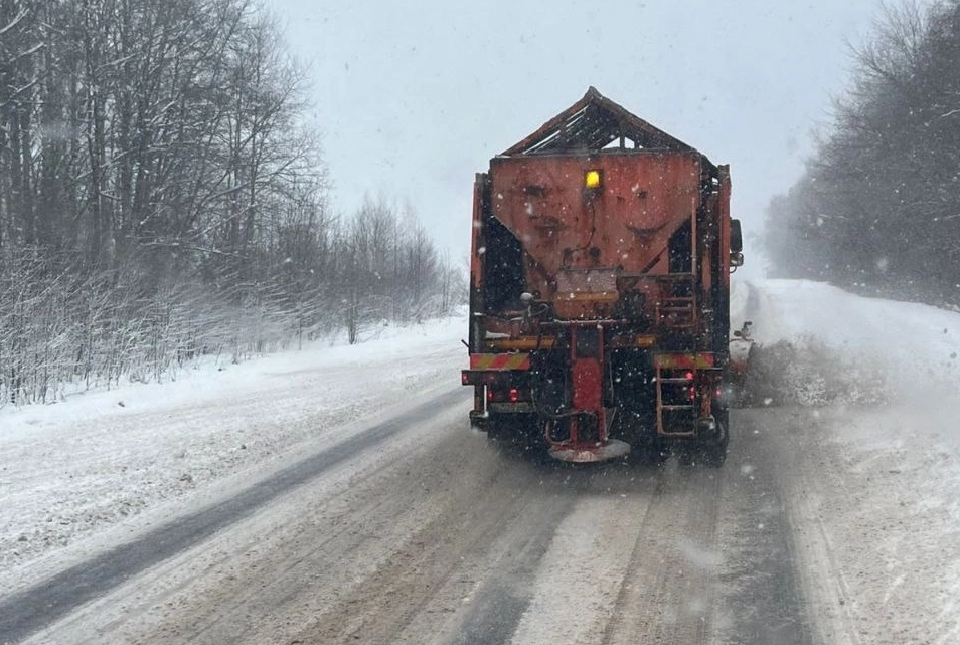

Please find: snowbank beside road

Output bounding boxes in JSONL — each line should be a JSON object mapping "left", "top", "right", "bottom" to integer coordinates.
{"left": 733, "top": 278, "right": 960, "bottom": 645}
{"left": 733, "top": 278, "right": 960, "bottom": 398}
{"left": 0, "top": 314, "right": 468, "bottom": 593}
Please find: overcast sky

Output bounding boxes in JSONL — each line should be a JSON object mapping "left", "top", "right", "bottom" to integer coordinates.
{"left": 264, "top": 0, "right": 883, "bottom": 276}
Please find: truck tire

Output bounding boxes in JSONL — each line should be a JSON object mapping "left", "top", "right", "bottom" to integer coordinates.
{"left": 635, "top": 437, "right": 670, "bottom": 465}
{"left": 676, "top": 415, "right": 728, "bottom": 467}
{"left": 485, "top": 413, "right": 537, "bottom": 446}
{"left": 701, "top": 418, "right": 729, "bottom": 467}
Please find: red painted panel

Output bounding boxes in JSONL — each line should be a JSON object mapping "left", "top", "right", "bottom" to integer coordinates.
{"left": 571, "top": 357, "right": 603, "bottom": 412}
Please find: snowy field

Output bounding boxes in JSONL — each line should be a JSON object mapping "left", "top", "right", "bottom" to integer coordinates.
{"left": 3, "top": 280, "right": 960, "bottom": 641}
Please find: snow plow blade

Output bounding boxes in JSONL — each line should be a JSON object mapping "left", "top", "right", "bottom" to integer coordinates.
{"left": 728, "top": 321, "right": 758, "bottom": 406}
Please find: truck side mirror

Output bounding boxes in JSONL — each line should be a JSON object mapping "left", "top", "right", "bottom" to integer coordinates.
{"left": 731, "top": 219, "right": 743, "bottom": 254}
{"left": 730, "top": 219, "right": 744, "bottom": 267}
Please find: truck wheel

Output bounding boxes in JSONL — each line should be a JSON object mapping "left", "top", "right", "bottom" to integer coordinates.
{"left": 484, "top": 414, "right": 507, "bottom": 442}
{"left": 675, "top": 443, "right": 698, "bottom": 466}
{"left": 701, "top": 442, "right": 728, "bottom": 467}
{"left": 469, "top": 414, "right": 488, "bottom": 433}
{"left": 701, "top": 421, "right": 729, "bottom": 467}
{"left": 485, "top": 413, "right": 536, "bottom": 447}
{"left": 635, "top": 438, "right": 669, "bottom": 465}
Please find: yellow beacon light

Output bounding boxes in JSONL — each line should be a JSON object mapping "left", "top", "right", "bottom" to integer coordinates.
{"left": 585, "top": 169, "right": 602, "bottom": 189}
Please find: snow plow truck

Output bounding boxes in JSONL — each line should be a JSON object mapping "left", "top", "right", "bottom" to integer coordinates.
{"left": 461, "top": 87, "right": 745, "bottom": 465}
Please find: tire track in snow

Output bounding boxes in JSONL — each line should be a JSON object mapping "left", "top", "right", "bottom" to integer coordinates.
{"left": 0, "top": 388, "right": 469, "bottom": 645}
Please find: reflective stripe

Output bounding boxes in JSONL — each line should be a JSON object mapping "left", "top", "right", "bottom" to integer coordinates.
{"left": 470, "top": 353, "right": 530, "bottom": 370}
{"left": 654, "top": 353, "right": 714, "bottom": 370}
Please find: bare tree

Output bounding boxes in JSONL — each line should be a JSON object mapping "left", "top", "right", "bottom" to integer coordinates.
{"left": 765, "top": 0, "right": 960, "bottom": 305}
{"left": 0, "top": 0, "right": 460, "bottom": 405}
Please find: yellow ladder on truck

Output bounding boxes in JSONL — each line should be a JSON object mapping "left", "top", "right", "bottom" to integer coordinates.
{"left": 654, "top": 366, "right": 697, "bottom": 437}
{"left": 656, "top": 296, "right": 696, "bottom": 328}
{"left": 653, "top": 273, "right": 697, "bottom": 329}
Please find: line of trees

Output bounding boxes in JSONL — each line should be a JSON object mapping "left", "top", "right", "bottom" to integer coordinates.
{"left": 764, "top": 0, "right": 960, "bottom": 305}
{"left": 0, "top": 0, "right": 465, "bottom": 405}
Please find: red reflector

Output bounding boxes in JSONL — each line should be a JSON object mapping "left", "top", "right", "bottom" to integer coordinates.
{"left": 685, "top": 371, "right": 694, "bottom": 381}
{"left": 688, "top": 388, "right": 696, "bottom": 401}
{"left": 715, "top": 388, "right": 722, "bottom": 398}
{"left": 461, "top": 373, "right": 469, "bottom": 385}
{"left": 487, "top": 389, "right": 494, "bottom": 401}
{"left": 509, "top": 388, "right": 519, "bottom": 403}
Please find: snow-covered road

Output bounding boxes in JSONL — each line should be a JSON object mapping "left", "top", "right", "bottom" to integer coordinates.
{"left": 0, "top": 317, "right": 465, "bottom": 596}
{"left": 2, "top": 281, "right": 960, "bottom": 644}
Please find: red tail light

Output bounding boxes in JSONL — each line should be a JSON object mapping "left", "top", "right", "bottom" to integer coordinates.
{"left": 509, "top": 388, "right": 519, "bottom": 403}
